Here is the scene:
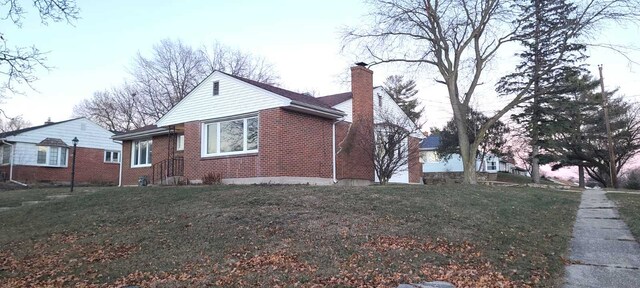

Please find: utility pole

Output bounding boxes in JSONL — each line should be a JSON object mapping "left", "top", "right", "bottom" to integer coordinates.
{"left": 598, "top": 65, "right": 618, "bottom": 188}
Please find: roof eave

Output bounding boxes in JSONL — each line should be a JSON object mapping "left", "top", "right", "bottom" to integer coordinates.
{"left": 286, "top": 101, "right": 346, "bottom": 119}
{"left": 111, "top": 128, "right": 169, "bottom": 141}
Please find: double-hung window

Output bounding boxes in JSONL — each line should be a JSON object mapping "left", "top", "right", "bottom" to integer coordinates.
{"left": 202, "top": 116, "right": 258, "bottom": 156}
{"left": 131, "top": 140, "right": 152, "bottom": 167}
{"left": 176, "top": 134, "right": 185, "bottom": 151}
{"left": 1, "top": 145, "right": 10, "bottom": 164}
{"left": 104, "top": 150, "right": 121, "bottom": 163}
{"left": 36, "top": 146, "right": 68, "bottom": 167}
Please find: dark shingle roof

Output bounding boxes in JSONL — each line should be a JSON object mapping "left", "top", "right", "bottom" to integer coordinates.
{"left": 221, "top": 72, "right": 338, "bottom": 111}
{"left": 0, "top": 118, "right": 82, "bottom": 139}
{"left": 38, "top": 138, "right": 69, "bottom": 147}
{"left": 316, "top": 92, "right": 353, "bottom": 107}
{"left": 420, "top": 135, "right": 441, "bottom": 149}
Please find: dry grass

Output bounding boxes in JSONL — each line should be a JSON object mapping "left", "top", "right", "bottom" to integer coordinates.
{"left": 0, "top": 184, "right": 580, "bottom": 287}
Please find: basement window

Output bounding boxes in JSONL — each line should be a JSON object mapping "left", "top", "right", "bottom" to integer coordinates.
{"left": 213, "top": 81, "right": 220, "bottom": 96}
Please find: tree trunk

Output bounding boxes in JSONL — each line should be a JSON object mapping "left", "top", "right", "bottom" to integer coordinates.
{"left": 578, "top": 165, "right": 585, "bottom": 188}
{"left": 531, "top": 0, "right": 542, "bottom": 184}
{"left": 463, "top": 157, "right": 478, "bottom": 184}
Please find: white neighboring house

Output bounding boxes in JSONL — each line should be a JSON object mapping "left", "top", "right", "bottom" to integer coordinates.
{"left": 420, "top": 135, "right": 500, "bottom": 173}
{"left": 0, "top": 118, "right": 122, "bottom": 185}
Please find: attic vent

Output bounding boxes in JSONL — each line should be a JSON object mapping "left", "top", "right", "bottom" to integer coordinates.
{"left": 81, "top": 123, "right": 87, "bottom": 131}
{"left": 377, "top": 93, "right": 382, "bottom": 107}
{"left": 213, "top": 81, "right": 220, "bottom": 96}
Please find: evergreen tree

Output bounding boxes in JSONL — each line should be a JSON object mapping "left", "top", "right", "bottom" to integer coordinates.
{"left": 545, "top": 70, "right": 600, "bottom": 187}
{"left": 553, "top": 95, "right": 640, "bottom": 187}
{"left": 382, "top": 75, "right": 424, "bottom": 126}
{"left": 497, "top": 0, "right": 586, "bottom": 183}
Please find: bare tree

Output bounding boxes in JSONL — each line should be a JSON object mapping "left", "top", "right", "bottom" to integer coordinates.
{"left": 131, "top": 39, "right": 208, "bottom": 121}
{"left": 0, "top": 0, "right": 79, "bottom": 106}
{"left": 75, "top": 39, "right": 280, "bottom": 131}
{"left": 73, "top": 83, "right": 149, "bottom": 132}
{"left": 201, "top": 41, "right": 279, "bottom": 85}
{"left": 346, "top": 105, "right": 421, "bottom": 184}
{"left": 344, "top": 0, "right": 640, "bottom": 184}
{"left": 0, "top": 114, "right": 30, "bottom": 132}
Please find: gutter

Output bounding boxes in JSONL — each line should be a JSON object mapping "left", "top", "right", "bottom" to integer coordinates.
{"left": 111, "top": 128, "right": 169, "bottom": 141}
{"left": 288, "top": 101, "right": 346, "bottom": 119}
{"left": 1, "top": 140, "right": 28, "bottom": 187}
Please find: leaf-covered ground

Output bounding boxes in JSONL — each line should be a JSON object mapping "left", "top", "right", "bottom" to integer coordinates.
{"left": 608, "top": 192, "right": 640, "bottom": 241}
{"left": 0, "top": 184, "right": 580, "bottom": 287}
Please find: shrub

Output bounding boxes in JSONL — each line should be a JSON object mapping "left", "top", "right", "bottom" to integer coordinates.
{"left": 202, "top": 172, "right": 222, "bottom": 185}
{"left": 622, "top": 168, "right": 640, "bottom": 190}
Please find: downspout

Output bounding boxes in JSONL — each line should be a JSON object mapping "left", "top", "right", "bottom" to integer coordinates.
{"left": 1, "top": 140, "right": 27, "bottom": 187}
{"left": 332, "top": 120, "right": 342, "bottom": 184}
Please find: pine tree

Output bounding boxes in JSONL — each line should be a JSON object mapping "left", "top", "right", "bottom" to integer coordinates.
{"left": 382, "top": 75, "right": 424, "bottom": 126}
{"left": 497, "top": 0, "right": 586, "bottom": 183}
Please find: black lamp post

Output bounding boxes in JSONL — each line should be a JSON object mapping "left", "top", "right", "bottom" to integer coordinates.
{"left": 70, "top": 137, "right": 79, "bottom": 192}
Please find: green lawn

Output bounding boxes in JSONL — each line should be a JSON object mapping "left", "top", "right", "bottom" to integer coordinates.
{"left": 0, "top": 184, "right": 580, "bottom": 287}
{"left": 608, "top": 192, "right": 640, "bottom": 240}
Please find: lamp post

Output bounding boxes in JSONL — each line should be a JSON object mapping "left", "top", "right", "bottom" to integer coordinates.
{"left": 70, "top": 137, "right": 79, "bottom": 192}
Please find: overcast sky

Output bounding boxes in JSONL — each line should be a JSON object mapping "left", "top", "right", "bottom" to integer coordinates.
{"left": 4, "top": 0, "right": 640, "bottom": 136}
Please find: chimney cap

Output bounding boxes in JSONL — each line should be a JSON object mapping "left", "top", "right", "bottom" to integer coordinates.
{"left": 355, "top": 62, "right": 368, "bottom": 67}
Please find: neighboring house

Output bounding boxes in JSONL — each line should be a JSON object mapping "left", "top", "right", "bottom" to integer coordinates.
{"left": 420, "top": 135, "right": 532, "bottom": 177}
{"left": 113, "top": 63, "right": 423, "bottom": 186}
{"left": 420, "top": 135, "right": 499, "bottom": 173}
{"left": 0, "top": 118, "right": 121, "bottom": 185}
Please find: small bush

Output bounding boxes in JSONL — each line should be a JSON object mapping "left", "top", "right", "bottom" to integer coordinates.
{"left": 202, "top": 172, "right": 222, "bottom": 185}
{"left": 623, "top": 168, "right": 640, "bottom": 190}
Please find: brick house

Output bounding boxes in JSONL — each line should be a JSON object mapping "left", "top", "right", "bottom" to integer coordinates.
{"left": 113, "top": 64, "right": 423, "bottom": 186}
{"left": 0, "top": 118, "right": 121, "bottom": 185}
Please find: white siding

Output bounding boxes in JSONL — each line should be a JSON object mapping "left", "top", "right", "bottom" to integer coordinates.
{"left": 157, "top": 72, "right": 290, "bottom": 126}
{"left": 13, "top": 143, "right": 38, "bottom": 165}
{"left": 333, "top": 99, "right": 353, "bottom": 122}
{"left": 5, "top": 118, "right": 120, "bottom": 151}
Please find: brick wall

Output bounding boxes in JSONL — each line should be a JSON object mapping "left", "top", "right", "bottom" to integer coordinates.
{"left": 120, "top": 108, "right": 335, "bottom": 185}
{"left": 181, "top": 108, "right": 333, "bottom": 183}
{"left": 120, "top": 134, "right": 184, "bottom": 185}
{"left": 0, "top": 147, "right": 119, "bottom": 185}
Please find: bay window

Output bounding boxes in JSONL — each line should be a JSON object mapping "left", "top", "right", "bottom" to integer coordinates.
{"left": 36, "top": 146, "right": 68, "bottom": 167}
{"left": 202, "top": 116, "right": 258, "bottom": 156}
{"left": 131, "top": 139, "right": 152, "bottom": 167}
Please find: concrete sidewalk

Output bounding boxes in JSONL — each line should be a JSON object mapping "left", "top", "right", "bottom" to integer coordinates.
{"left": 564, "top": 188, "right": 640, "bottom": 287}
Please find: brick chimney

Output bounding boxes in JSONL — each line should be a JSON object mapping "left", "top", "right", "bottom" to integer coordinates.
{"left": 351, "top": 62, "right": 374, "bottom": 127}
{"left": 347, "top": 62, "right": 375, "bottom": 182}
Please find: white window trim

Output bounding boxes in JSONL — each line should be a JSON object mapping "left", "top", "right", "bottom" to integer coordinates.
{"left": 104, "top": 150, "right": 121, "bottom": 163}
{"left": 201, "top": 116, "right": 259, "bottom": 157}
{"left": 177, "top": 134, "right": 185, "bottom": 151}
{"left": 36, "top": 146, "right": 69, "bottom": 168}
{"left": 131, "top": 139, "right": 152, "bottom": 168}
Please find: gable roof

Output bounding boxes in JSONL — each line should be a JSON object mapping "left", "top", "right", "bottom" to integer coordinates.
{"left": 221, "top": 72, "right": 338, "bottom": 111}
{"left": 317, "top": 92, "right": 353, "bottom": 107}
{"left": 38, "top": 138, "right": 69, "bottom": 147}
{"left": 420, "top": 135, "right": 441, "bottom": 150}
{"left": 0, "top": 118, "right": 82, "bottom": 139}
